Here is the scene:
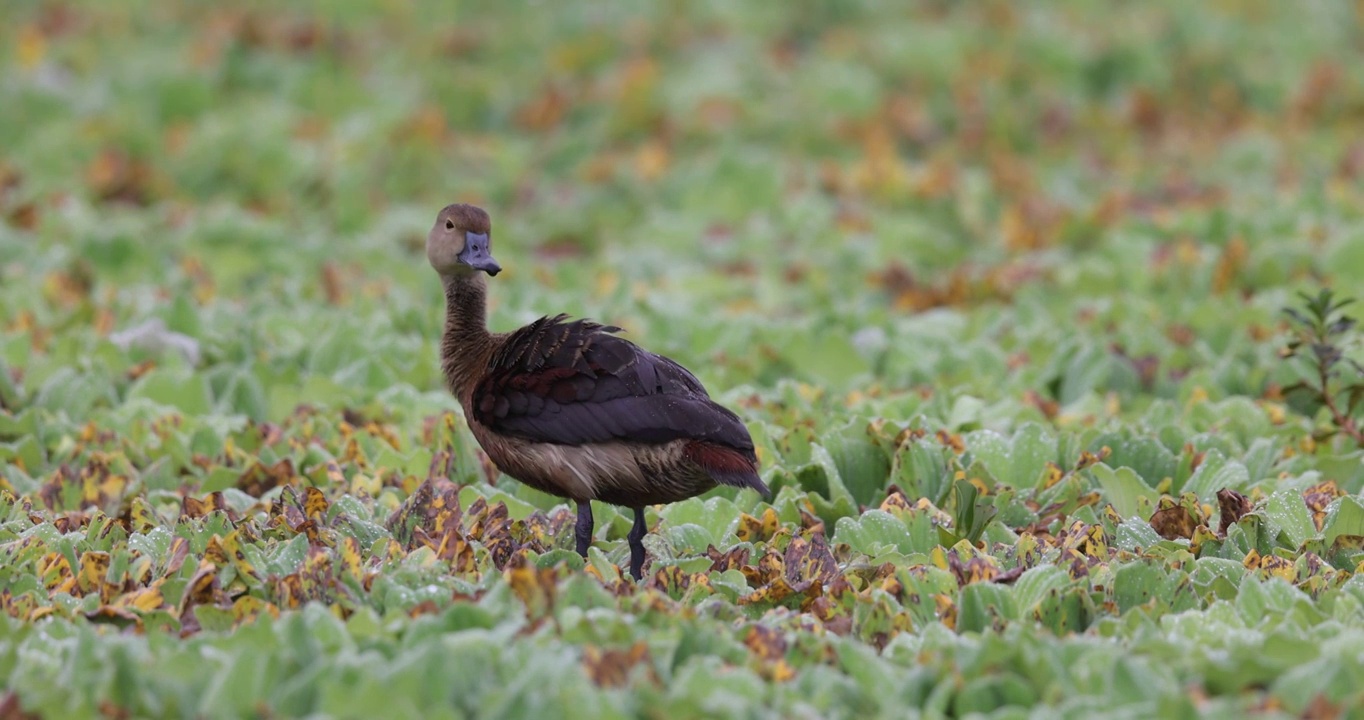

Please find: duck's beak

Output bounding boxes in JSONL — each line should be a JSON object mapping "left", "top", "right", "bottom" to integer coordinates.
{"left": 459, "top": 232, "right": 502, "bottom": 276}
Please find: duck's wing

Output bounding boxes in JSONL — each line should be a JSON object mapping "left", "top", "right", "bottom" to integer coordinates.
{"left": 470, "top": 315, "right": 765, "bottom": 492}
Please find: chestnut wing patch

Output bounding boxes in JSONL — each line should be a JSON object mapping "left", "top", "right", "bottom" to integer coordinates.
{"left": 471, "top": 315, "right": 756, "bottom": 455}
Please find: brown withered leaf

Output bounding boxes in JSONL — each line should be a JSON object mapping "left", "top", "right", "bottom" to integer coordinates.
{"left": 50, "top": 511, "right": 90, "bottom": 534}
{"left": 406, "top": 600, "right": 441, "bottom": 618}
{"left": 255, "top": 421, "right": 284, "bottom": 446}
{"left": 76, "top": 551, "right": 114, "bottom": 601}
{"left": 992, "top": 565, "right": 1025, "bottom": 585}
{"left": 1294, "top": 60, "right": 1343, "bottom": 120}
{"left": 85, "top": 149, "right": 157, "bottom": 206}
{"left": 280, "top": 502, "right": 317, "bottom": 542}
{"left": 1149, "top": 501, "right": 1198, "bottom": 540}
{"left": 1021, "top": 390, "right": 1059, "bottom": 420}
{"left": 1298, "top": 694, "right": 1343, "bottom": 720}
{"left": 1216, "top": 488, "right": 1253, "bottom": 537}
{"left": 179, "top": 559, "right": 227, "bottom": 617}
{"left": 232, "top": 595, "right": 277, "bottom": 625}
{"left": 36, "top": 456, "right": 131, "bottom": 515}
{"left": 0, "top": 691, "right": 43, "bottom": 720}
{"left": 113, "top": 583, "right": 166, "bottom": 615}
{"left": 228, "top": 12, "right": 350, "bottom": 56}
{"left": 182, "top": 491, "right": 234, "bottom": 520}
{"left": 431, "top": 528, "right": 475, "bottom": 573}
{"left": 706, "top": 544, "right": 750, "bottom": 573}
{"left": 879, "top": 488, "right": 913, "bottom": 513}
{"left": 797, "top": 509, "right": 825, "bottom": 535}
{"left": 302, "top": 486, "right": 328, "bottom": 522}
{"left": 743, "top": 624, "right": 788, "bottom": 662}
{"left": 237, "top": 458, "right": 295, "bottom": 497}
{"left": 783, "top": 533, "right": 840, "bottom": 591}
{"left": 737, "top": 548, "right": 794, "bottom": 605}
{"left": 274, "top": 546, "right": 343, "bottom": 610}
{"left": 736, "top": 507, "right": 781, "bottom": 543}
{"left": 124, "top": 359, "right": 156, "bottom": 381}
{"left": 205, "top": 531, "right": 262, "bottom": 585}
{"left": 1303, "top": 480, "right": 1344, "bottom": 531}
{"left": 164, "top": 536, "right": 192, "bottom": 575}
{"left": 273, "top": 574, "right": 307, "bottom": 610}
{"left": 1211, "top": 236, "right": 1248, "bottom": 294}
{"left": 83, "top": 605, "right": 141, "bottom": 631}
{"left": 510, "top": 511, "right": 554, "bottom": 553}
{"left": 466, "top": 500, "right": 514, "bottom": 568}
{"left": 936, "top": 429, "right": 965, "bottom": 453}
{"left": 946, "top": 550, "right": 1002, "bottom": 586}
{"left": 504, "top": 552, "right": 557, "bottom": 618}
{"left": 582, "top": 642, "right": 656, "bottom": 689}
{"left": 515, "top": 83, "right": 571, "bottom": 132}
{"left": 320, "top": 261, "right": 346, "bottom": 305}
{"left": 747, "top": 544, "right": 785, "bottom": 586}
{"left": 1110, "top": 344, "right": 1159, "bottom": 391}
{"left": 43, "top": 261, "right": 94, "bottom": 308}
{"left": 386, "top": 478, "right": 462, "bottom": 548}
{"left": 277, "top": 495, "right": 305, "bottom": 526}
{"left": 384, "top": 477, "right": 425, "bottom": 545}
{"left": 1243, "top": 549, "right": 1295, "bottom": 583}
{"left": 646, "top": 565, "right": 690, "bottom": 595}
{"left": 425, "top": 448, "right": 454, "bottom": 482}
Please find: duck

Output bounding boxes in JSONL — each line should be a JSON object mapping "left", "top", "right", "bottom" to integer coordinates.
{"left": 427, "top": 203, "right": 770, "bottom": 579}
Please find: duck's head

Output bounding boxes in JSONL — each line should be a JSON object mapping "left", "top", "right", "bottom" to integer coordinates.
{"left": 428, "top": 203, "right": 501, "bottom": 277}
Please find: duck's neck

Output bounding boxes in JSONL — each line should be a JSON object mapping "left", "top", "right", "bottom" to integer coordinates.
{"left": 439, "top": 273, "right": 495, "bottom": 400}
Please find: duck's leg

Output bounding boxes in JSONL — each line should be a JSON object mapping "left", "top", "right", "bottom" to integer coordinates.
{"left": 627, "top": 507, "right": 648, "bottom": 580}
{"left": 575, "top": 500, "right": 594, "bottom": 557}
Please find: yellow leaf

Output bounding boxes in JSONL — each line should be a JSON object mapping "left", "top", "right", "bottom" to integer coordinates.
{"left": 770, "top": 659, "right": 796, "bottom": 683}
{"left": 929, "top": 546, "right": 949, "bottom": 572}
{"left": 350, "top": 472, "right": 381, "bottom": 497}
{"left": 116, "top": 585, "right": 165, "bottom": 612}
{"left": 744, "top": 624, "right": 787, "bottom": 661}
{"left": 17, "top": 25, "right": 45, "bottom": 70}
{"left": 303, "top": 486, "right": 329, "bottom": 522}
{"left": 505, "top": 554, "right": 557, "bottom": 617}
{"left": 736, "top": 512, "right": 762, "bottom": 543}
{"left": 81, "top": 472, "right": 127, "bottom": 510}
{"left": 37, "top": 552, "right": 73, "bottom": 593}
{"left": 128, "top": 496, "right": 160, "bottom": 531}
{"left": 209, "top": 532, "right": 262, "bottom": 584}
{"left": 204, "top": 534, "right": 229, "bottom": 565}
{"left": 275, "top": 574, "right": 304, "bottom": 609}
{"left": 934, "top": 594, "right": 957, "bottom": 631}
{"left": 77, "top": 551, "right": 112, "bottom": 599}
{"left": 633, "top": 141, "right": 669, "bottom": 181}
{"left": 340, "top": 536, "right": 363, "bottom": 580}
{"left": 232, "top": 595, "right": 277, "bottom": 624}
{"left": 129, "top": 556, "right": 154, "bottom": 585}
{"left": 342, "top": 437, "right": 368, "bottom": 468}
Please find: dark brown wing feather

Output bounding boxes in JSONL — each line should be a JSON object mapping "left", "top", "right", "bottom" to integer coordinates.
{"left": 471, "top": 315, "right": 764, "bottom": 491}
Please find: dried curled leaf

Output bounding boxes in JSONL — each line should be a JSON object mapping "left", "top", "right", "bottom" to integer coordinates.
{"left": 1149, "top": 504, "right": 1198, "bottom": 540}
{"left": 1216, "top": 488, "right": 1253, "bottom": 537}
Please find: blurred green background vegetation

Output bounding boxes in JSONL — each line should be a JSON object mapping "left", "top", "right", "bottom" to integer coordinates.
{"left": 4, "top": 1, "right": 1364, "bottom": 718}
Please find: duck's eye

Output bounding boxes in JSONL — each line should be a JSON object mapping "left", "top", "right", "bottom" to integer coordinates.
{"left": 445, "top": 220, "right": 454, "bottom": 230}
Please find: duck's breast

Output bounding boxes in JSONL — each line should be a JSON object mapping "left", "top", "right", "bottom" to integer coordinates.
{"left": 467, "top": 418, "right": 640, "bottom": 501}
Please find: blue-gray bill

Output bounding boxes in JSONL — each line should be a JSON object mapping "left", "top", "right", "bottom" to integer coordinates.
{"left": 459, "top": 231, "right": 501, "bottom": 275}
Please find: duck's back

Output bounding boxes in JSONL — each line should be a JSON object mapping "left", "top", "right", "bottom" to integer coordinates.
{"left": 465, "top": 315, "right": 766, "bottom": 505}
